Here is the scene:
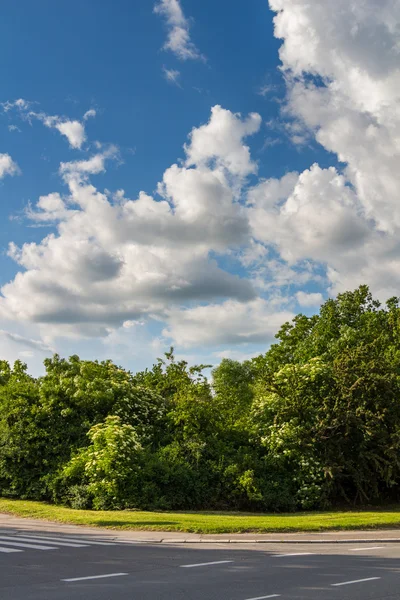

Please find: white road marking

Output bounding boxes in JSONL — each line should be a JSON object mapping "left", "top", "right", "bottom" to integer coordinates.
{"left": 245, "top": 595, "right": 281, "bottom": 599}
{"left": 350, "top": 546, "right": 384, "bottom": 552}
{"left": 180, "top": 560, "right": 234, "bottom": 568}
{"left": 18, "top": 534, "right": 116, "bottom": 546}
{"left": 62, "top": 572, "right": 128, "bottom": 582}
{"left": 0, "top": 539, "right": 57, "bottom": 550}
{"left": 331, "top": 577, "right": 381, "bottom": 587}
{"left": 0, "top": 546, "right": 22, "bottom": 553}
{"left": 0, "top": 535, "right": 87, "bottom": 548}
{"left": 273, "top": 553, "right": 314, "bottom": 557}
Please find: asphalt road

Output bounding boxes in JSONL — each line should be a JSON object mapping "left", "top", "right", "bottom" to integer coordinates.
{"left": 0, "top": 528, "right": 399, "bottom": 599}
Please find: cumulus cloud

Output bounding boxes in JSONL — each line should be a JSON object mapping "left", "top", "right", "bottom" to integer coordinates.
{"left": 271, "top": 0, "right": 400, "bottom": 231}
{"left": 5, "top": 1, "right": 400, "bottom": 356}
{"left": 296, "top": 291, "right": 324, "bottom": 307}
{"left": 26, "top": 193, "right": 71, "bottom": 223}
{"left": 40, "top": 108, "right": 96, "bottom": 149}
{"left": 59, "top": 145, "right": 119, "bottom": 178}
{"left": 212, "top": 349, "right": 260, "bottom": 362}
{"left": 41, "top": 115, "right": 86, "bottom": 149}
{"left": 0, "top": 106, "right": 259, "bottom": 340}
{"left": 0, "top": 330, "right": 54, "bottom": 353}
{"left": 163, "top": 298, "right": 294, "bottom": 347}
{"left": 184, "top": 105, "right": 261, "bottom": 178}
{"left": 154, "top": 0, "right": 204, "bottom": 61}
{"left": 247, "top": 171, "right": 298, "bottom": 209}
{"left": 0, "top": 321, "right": 58, "bottom": 374}
{"left": 249, "top": 164, "right": 370, "bottom": 264}
{"left": 244, "top": 0, "right": 400, "bottom": 300}
{"left": 0, "top": 154, "right": 20, "bottom": 179}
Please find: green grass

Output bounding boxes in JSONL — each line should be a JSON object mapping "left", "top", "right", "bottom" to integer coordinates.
{"left": 1, "top": 499, "right": 400, "bottom": 533}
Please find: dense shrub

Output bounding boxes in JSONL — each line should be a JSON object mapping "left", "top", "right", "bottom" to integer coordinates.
{"left": 1, "top": 286, "right": 400, "bottom": 511}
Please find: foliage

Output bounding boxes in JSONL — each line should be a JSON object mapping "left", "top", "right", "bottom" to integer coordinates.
{"left": 1, "top": 286, "right": 400, "bottom": 512}
{"left": 251, "top": 286, "right": 400, "bottom": 508}
{"left": 0, "top": 362, "right": 48, "bottom": 499}
{"left": 62, "top": 416, "right": 143, "bottom": 509}
{"left": 0, "top": 356, "right": 164, "bottom": 503}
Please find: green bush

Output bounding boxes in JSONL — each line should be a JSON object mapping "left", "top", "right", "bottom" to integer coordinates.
{"left": 1, "top": 287, "right": 400, "bottom": 512}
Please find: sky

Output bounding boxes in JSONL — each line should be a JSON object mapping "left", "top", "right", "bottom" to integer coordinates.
{"left": 1, "top": 0, "right": 400, "bottom": 374}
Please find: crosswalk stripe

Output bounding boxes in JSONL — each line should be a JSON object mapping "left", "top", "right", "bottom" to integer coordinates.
{"left": 0, "top": 547, "right": 22, "bottom": 554}
{"left": 18, "top": 533, "right": 116, "bottom": 546}
{"left": 1, "top": 536, "right": 88, "bottom": 548}
{"left": 0, "top": 539, "right": 57, "bottom": 550}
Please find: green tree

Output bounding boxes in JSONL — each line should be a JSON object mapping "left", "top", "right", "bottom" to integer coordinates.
{"left": 62, "top": 415, "right": 143, "bottom": 509}
{"left": 0, "top": 362, "right": 45, "bottom": 498}
{"left": 0, "top": 355, "right": 164, "bottom": 501}
{"left": 212, "top": 359, "right": 254, "bottom": 428}
{"left": 251, "top": 286, "right": 400, "bottom": 507}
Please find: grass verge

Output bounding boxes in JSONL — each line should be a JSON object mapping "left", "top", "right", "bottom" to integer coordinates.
{"left": 1, "top": 499, "right": 400, "bottom": 533}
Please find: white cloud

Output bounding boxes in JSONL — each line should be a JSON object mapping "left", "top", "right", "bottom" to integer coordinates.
{"left": 296, "top": 291, "right": 324, "bottom": 307}
{"left": 249, "top": 164, "right": 369, "bottom": 264}
{"left": 42, "top": 116, "right": 86, "bottom": 149}
{"left": 163, "top": 298, "right": 294, "bottom": 347}
{"left": 59, "top": 145, "right": 119, "bottom": 178}
{"left": 0, "top": 154, "right": 20, "bottom": 178}
{"left": 26, "top": 193, "right": 70, "bottom": 223}
{"left": 269, "top": 0, "right": 400, "bottom": 235}
{"left": 4, "top": 1, "right": 400, "bottom": 359}
{"left": 2, "top": 100, "right": 91, "bottom": 149}
{"left": 258, "top": 83, "right": 277, "bottom": 97}
{"left": 247, "top": 171, "right": 298, "bottom": 209}
{"left": 83, "top": 109, "right": 96, "bottom": 121}
{"left": 0, "top": 321, "right": 56, "bottom": 374}
{"left": 233, "top": 0, "right": 400, "bottom": 301}
{"left": 212, "top": 349, "right": 260, "bottom": 362}
{"left": 154, "top": 0, "right": 204, "bottom": 61}
{"left": 163, "top": 66, "right": 181, "bottom": 85}
{"left": 0, "top": 330, "right": 54, "bottom": 354}
{"left": 0, "top": 106, "right": 258, "bottom": 339}
{"left": 2, "top": 98, "right": 30, "bottom": 112}
{"left": 184, "top": 105, "right": 261, "bottom": 178}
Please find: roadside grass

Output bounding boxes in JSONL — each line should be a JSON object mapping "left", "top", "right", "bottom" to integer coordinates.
{"left": 1, "top": 499, "right": 400, "bottom": 533}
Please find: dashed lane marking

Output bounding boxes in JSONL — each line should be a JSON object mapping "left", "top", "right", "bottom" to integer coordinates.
{"left": 62, "top": 572, "right": 129, "bottom": 582}
{"left": 244, "top": 595, "right": 281, "bottom": 599}
{"left": 273, "top": 553, "right": 314, "bottom": 558}
{"left": 180, "top": 560, "right": 234, "bottom": 568}
{"left": 331, "top": 577, "right": 381, "bottom": 587}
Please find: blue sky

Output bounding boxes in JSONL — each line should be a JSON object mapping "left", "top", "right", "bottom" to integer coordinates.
{"left": 0, "top": 0, "right": 399, "bottom": 374}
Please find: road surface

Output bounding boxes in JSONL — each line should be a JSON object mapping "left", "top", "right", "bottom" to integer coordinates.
{"left": 0, "top": 527, "right": 399, "bottom": 599}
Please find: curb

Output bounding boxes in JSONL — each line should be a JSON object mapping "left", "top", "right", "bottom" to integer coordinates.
{"left": 114, "top": 537, "right": 400, "bottom": 545}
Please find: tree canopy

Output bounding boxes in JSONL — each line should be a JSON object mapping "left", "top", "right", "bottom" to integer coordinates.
{"left": 1, "top": 286, "right": 400, "bottom": 511}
